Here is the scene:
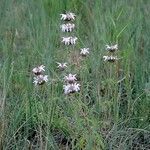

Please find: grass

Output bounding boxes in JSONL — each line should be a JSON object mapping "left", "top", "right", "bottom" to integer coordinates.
{"left": 0, "top": 0, "right": 150, "bottom": 149}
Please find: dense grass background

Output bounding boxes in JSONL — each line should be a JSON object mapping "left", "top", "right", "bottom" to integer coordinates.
{"left": 0, "top": 0, "right": 150, "bottom": 149}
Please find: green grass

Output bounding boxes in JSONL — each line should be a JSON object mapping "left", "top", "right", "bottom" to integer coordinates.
{"left": 0, "top": 0, "right": 150, "bottom": 149}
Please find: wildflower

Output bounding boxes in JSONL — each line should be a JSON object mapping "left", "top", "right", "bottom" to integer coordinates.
{"left": 32, "top": 65, "right": 45, "bottom": 75}
{"left": 33, "top": 75, "right": 48, "bottom": 85}
{"left": 106, "top": 44, "right": 118, "bottom": 52}
{"left": 63, "top": 83, "right": 80, "bottom": 94}
{"left": 60, "top": 14, "right": 67, "bottom": 21}
{"left": 60, "top": 12, "right": 76, "bottom": 21}
{"left": 60, "top": 23, "right": 75, "bottom": 32}
{"left": 70, "top": 36, "right": 78, "bottom": 45}
{"left": 64, "top": 73, "right": 77, "bottom": 83}
{"left": 61, "top": 36, "right": 78, "bottom": 45}
{"left": 60, "top": 24, "right": 67, "bottom": 32}
{"left": 61, "top": 37, "right": 71, "bottom": 45}
{"left": 103, "top": 56, "right": 119, "bottom": 62}
{"left": 80, "top": 48, "right": 90, "bottom": 56}
{"left": 56, "top": 62, "right": 67, "bottom": 71}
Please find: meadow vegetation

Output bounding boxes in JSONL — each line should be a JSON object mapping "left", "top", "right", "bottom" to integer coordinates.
{"left": 0, "top": 0, "right": 150, "bottom": 149}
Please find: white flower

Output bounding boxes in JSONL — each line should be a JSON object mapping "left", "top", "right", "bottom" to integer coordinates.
{"left": 60, "top": 12, "right": 76, "bottom": 21}
{"left": 32, "top": 65, "right": 45, "bottom": 75}
{"left": 106, "top": 44, "right": 118, "bottom": 52}
{"left": 63, "top": 83, "right": 80, "bottom": 94}
{"left": 56, "top": 62, "right": 67, "bottom": 71}
{"left": 73, "top": 83, "right": 80, "bottom": 92}
{"left": 61, "top": 37, "right": 70, "bottom": 45}
{"left": 61, "top": 36, "right": 78, "bottom": 45}
{"left": 60, "top": 24, "right": 67, "bottom": 32}
{"left": 60, "top": 23, "right": 75, "bottom": 32}
{"left": 60, "top": 14, "right": 67, "bottom": 21}
{"left": 80, "top": 48, "right": 90, "bottom": 56}
{"left": 60, "top": 24, "right": 65, "bottom": 32}
{"left": 67, "top": 12, "right": 76, "bottom": 20}
{"left": 67, "top": 23, "right": 75, "bottom": 32}
{"left": 33, "top": 75, "right": 48, "bottom": 85}
{"left": 70, "top": 37, "right": 78, "bottom": 45}
{"left": 64, "top": 73, "right": 77, "bottom": 83}
{"left": 103, "top": 56, "right": 119, "bottom": 62}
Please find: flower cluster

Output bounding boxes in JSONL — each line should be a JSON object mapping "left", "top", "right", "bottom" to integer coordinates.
{"left": 106, "top": 44, "right": 118, "bottom": 52}
{"left": 33, "top": 75, "right": 48, "bottom": 86}
{"left": 80, "top": 48, "right": 90, "bottom": 56}
{"left": 103, "top": 44, "right": 119, "bottom": 62}
{"left": 64, "top": 73, "right": 77, "bottom": 83}
{"left": 60, "top": 11, "right": 77, "bottom": 45}
{"left": 61, "top": 36, "right": 78, "bottom": 45}
{"left": 63, "top": 83, "right": 80, "bottom": 95}
{"left": 60, "top": 12, "right": 76, "bottom": 21}
{"left": 63, "top": 74, "right": 80, "bottom": 94}
{"left": 60, "top": 23, "right": 75, "bottom": 32}
{"left": 103, "top": 56, "right": 118, "bottom": 62}
{"left": 32, "top": 65, "right": 48, "bottom": 85}
{"left": 59, "top": 11, "right": 83, "bottom": 95}
{"left": 56, "top": 62, "right": 67, "bottom": 71}
{"left": 32, "top": 65, "right": 45, "bottom": 75}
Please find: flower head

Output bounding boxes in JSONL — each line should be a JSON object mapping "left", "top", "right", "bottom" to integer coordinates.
{"left": 70, "top": 36, "right": 78, "bottom": 45}
{"left": 60, "top": 14, "right": 67, "bottom": 21}
{"left": 106, "top": 44, "right": 118, "bottom": 52}
{"left": 56, "top": 62, "right": 67, "bottom": 71}
{"left": 64, "top": 73, "right": 77, "bottom": 83}
{"left": 60, "top": 12, "right": 76, "bottom": 21}
{"left": 80, "top": 48, "right": 90, "bottom": 56}
{"left": 33, "top": 75, "right": 48, "bottom": 85}
{"left": 63, "top": 83, "right": 80, "bottom": 94}
{"left": 60, "top": 23, "right": 75, "bottom": 32}
{"left": 61, "top": 36, "right": 78, "bottom": 45}
{"left": 61, "top": 37, "right": 70, "bottom": 45}
{"left": 32, "top": 65, "right": 45, "bottom": 75}
{"left": 103, "top": 55, "right": 119, "bottom": 62}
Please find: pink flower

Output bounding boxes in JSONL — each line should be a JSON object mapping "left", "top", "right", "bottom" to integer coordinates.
{"left": 60, "top": 12, "right": 76, "bottom": 21}
{"left": 32, "top": 65, "right": 45, "bottom": 75}
{"left": 64, "top": 74, "right": 77, "bottom": 83}
{"left": 103, "top": 56, "right": 119, "bottom": 62}
{"left": 56, "top": 62, "right": 67, "bottom": 71}
{"left": 80, "top": 48, "right": 90, "bottom": 56}
{"left": 106, "top": 44, "right": 118, "bottom": 52}
{"left": 61, "top": 37, "right": 71, "bottom": 45}
{"left": 70, "top": 37, "right": 78, "bottom": 45}
{"left": 33, "top": 75, "right": 48, "bottom": 85}
{"left": 61, "top": 36, "right": 78, "bottom": 45}
{"left": 63, "top": 83, "right": 80, "bottom": 94}
{"left": 60, "top": 23, "right": 75, "bottom": 32}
